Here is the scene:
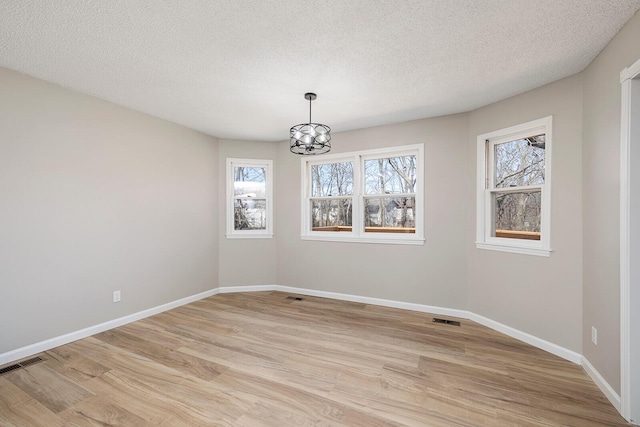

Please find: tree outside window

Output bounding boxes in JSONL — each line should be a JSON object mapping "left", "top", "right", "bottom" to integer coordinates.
{"left": 363, "top": 155, "right": 416, "bottom": 233}
{"left": 226, "top": 158, "right": 273, "bottom": 238}
{"left": 311, "top": 161, "right": 353, "bottom": 231}
{"left": 476, "top": 116, "right": 552, "bottom": 256}
{"left": 234, "top": 166, "right": 267, "bottom": 231}
{"left": 301, "top": 144, "right": 424, "bottom": 245}
{"left": 492, "top": 135, "right": 545, "bottom": 240}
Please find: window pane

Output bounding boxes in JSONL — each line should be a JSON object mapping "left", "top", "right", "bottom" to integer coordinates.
{"left": 234, "top": 198, "right": 266, "bottom": 230}
{"left": 364, "top": 197, "right": 415, "bottom": 232}
{"left": 364, "top": 156, "right": 417, "bottom": 195}
{"left": 234, "top": 167, "right": 266, "bottom": 197}
{"left": 493, "top": 191, "right": 541, "bottom": 240}
{"left": 311, "top": 162, "right": 353, "bottom": 197}
{"left": 494, "top": 135, "right": 545, "bottom": 188}
{"left": 311, "top": 198, "right": 352, "bottom": 231}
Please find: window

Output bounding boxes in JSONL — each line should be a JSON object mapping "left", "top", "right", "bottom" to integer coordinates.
{"left": 476, "top": 116, "right": 552, "bottom": 256}
{"left": 226, "top": 158, "right": 273, "bottom": 238}
{"left": 301, "top": 144, "right": 424, "bottom": 244}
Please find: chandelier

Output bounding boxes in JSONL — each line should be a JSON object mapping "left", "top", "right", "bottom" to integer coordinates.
{"left": 289, "top": 92, "right": 331, "bottom": 155}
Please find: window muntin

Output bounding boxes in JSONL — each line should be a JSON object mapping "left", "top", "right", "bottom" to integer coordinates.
{"left": 476, "top": 117, "right": 552, "bottom": 256}
{"left": 301, "top": 145, "right": 424, "bottom": 244}
{"left": 226, "top": 159, "right": 273, "bottom": 238}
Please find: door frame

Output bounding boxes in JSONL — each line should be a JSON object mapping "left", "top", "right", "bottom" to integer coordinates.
{"left": 620, "top": 56, "right": 640, "bottom": 423}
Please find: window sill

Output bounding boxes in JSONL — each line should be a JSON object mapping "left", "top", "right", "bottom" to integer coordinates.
{"left": 226, "top": 233, "right": 274, "bottom": 239}
{"left": 302, "top": 234, "right": 425, "bottom": 246}
{"left": 475, "top": 241, "right": 551, "bottom": 257}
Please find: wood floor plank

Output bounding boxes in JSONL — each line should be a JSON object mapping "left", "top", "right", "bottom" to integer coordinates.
{"left": 0, "top": 291, "right": 631, "bottom": 426}
{"left": 117, "top": 317, "right": 195, "bottom": 349}
{"left": 45, "top": 345, "right": 111, "bottom": 383}
{"left": 68, "top": 340, "right": 255, "bottom": 424}
{"left": 0, "top": 377, "right": 66, "bottom": 427}
{"left": 82, "top": 371, "right": 180, "bottom": 424}
{"left": 4, "top": 363, "right": 93, "bottom": 413}
{"left": 215, "top": 369, "right": 408, "bottom": 427}
{"left": 94, "top": 328, "right": 227, "bottom": 381}
{"left": 58, "top": 394, "right": 152, "bottom": 427}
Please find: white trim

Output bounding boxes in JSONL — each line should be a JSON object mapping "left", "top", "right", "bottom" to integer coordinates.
{"left": 225, "top": 233, "right": 274, "bottom": 239}
{"left": 1, "top": 284, "right": 582, "bottom": 370}
{"left": 273, "top": 285, "right": 580, "bottom": 363}
{"left": 582, "top": 356, "right": 622, "bottom": 413}
{"left": 475, "top": 242, "right": 551, "bottom": 257}
{"left": 620, "top": 56, "right": 640, "bottom": 423}
{"left": 621, "top": 58, "right": 640, "bottom": 83}
{"left": 0, "top": 288, "right": 219, "bottom": 366}
{"left": 467, "top": 312, "right": 582, "bottom": 364}
{"left": 301, "top": 235, "right": 425, "bottom": 245}
{"left": 218, "top": 285, "right": 276, "bottom": 293}
{"left": 274, "top": 285, "right": 468, "bottom": 318}
{"left": 620, "top": 68, "right": 632, "bottom": 423}
{"left": 480, "top": 120, "right": 549, "bottom": 144}
{"left": 476, "top": 116, "right": 553, "bottom": 256}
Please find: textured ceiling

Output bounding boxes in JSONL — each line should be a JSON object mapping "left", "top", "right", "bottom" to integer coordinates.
{"left": 2, "top": 1, "right": 640, "bottom": 142}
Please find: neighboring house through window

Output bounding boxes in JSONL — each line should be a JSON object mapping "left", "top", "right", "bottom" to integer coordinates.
{"left": 301, "top": 144, "right": 424, "bottom": 245}
{"left": 476, "top": 116, "right": 552, "bottom": 256}
{"left": 226, "top": 158, "right": 273, "bottom": 238}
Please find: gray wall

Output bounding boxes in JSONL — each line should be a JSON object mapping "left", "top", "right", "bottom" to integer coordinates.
{"left": 275, "top": 114, "right": 471, "bottom": 309}
{"left": 273, "top": 74, "right": 586, "bottom": 358}
{"left": 0, "top": 68, "right": 219, "bottom": 354}
{"left": 467, "top": 74, "right": 584, "bottom": 354}
{"left": 582, "top": 10, "right": 640, "bottom": 394}
{"left": 218, "top": 139, "right": 278, "bottom": 287}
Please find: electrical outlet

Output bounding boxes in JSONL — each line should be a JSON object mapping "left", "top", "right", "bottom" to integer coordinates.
{"left": 591, "top": 326, "right": 597, "bottom": 345}
{"left": 113, "top": 290, "right": 121, "bottom": 303}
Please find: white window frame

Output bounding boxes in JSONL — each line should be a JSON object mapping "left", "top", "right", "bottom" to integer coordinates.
{"left": 226, "top": 158, "right": 273, "bottom": 239}
{"left": 476, "top": 116, "right": 552, "bottom": 256}
{"left": 301, "top": 144, "right": 424, "bottom": 245}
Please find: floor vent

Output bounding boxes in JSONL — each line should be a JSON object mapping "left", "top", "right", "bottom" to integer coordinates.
{"left": 433, "top": 318, "right": 461, "bottom": 326}
{"left": 0, "top": 356, "right": 45, "bottom": 376}
{"left": 285, "top": 296, "right": 304, "bottom": 301}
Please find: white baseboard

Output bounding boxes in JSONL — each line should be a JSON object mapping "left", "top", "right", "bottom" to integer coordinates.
{"left": 218, "top": 285, "right": 276, "bottom": 293}
{"left": 0, "top": 284, "right": 579, "bottom": 369}
{"left": 0, "top": 283, "right": 620, "bottom": 418}
{"left": 0, "top": 288, "right": 219, "bottom": 366}
{"left": 276, "top": 286, "right": 581, "bottom": 361}
{"left": 467, "top": 312, "right": 583, "bottom": 364}
{"left": 274, "top": 285, "right": 468, "bottom": 318}
{"left": 269, "top": 286, "right": 620, "bottom": 412}
{"left": 272, "top": 286, "right": 618, "bottom": 414}
{"left": 581, "top": 356, "right": 621, "bottom": 413}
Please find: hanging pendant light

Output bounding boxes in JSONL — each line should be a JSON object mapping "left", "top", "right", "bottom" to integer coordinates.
{"left": 290, "top": 92, "right": 331, "bottom": 155}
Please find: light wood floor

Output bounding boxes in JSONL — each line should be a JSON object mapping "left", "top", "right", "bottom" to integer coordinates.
{"left": 0, "top": 291, "right": 630, "bottom": 426}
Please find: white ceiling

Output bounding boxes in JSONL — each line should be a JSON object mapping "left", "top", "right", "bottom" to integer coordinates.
{"left": 2, "top": 1, "right": 639, "bottom": 142}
